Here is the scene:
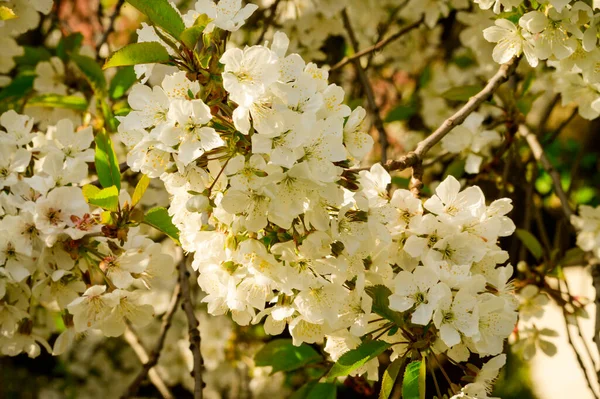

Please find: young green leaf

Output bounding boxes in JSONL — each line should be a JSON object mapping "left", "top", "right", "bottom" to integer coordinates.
{"left": 365, "top": 285, "right": 404, "bottom": 325}
{"left": 181, "top": 25, "right": 205, "bottom": 49}
{"left": 379, "top": 358, "right": 407, "bottom": 399}
{"left": 26, "top": 94, "right": 88, "bottom": 111}
{"left": 82, "top": 184, "right": 101, "bottom": 202}
{"left": 385, "top": 105, "right": 416, "bottom": 123}
{"left": 143, "top": 207, "right": 180, "bottom": 242}
{"left": 125, "top": 0, "right": 185, "bottom": 39}
{"left": 516, "top": 229, "right": 543, "bottom": 259}
{"left": 326, "top": 340, "right": 391, "bottom": 380}
{"left": 94, "top": 129, "right": 121, "bottom": 190}
{"left": 109, "top": 66, "right": 137, "bottom": 99}
{"left": 56, "top": 33, "right": 83, "bottom": 61}
{"left": 402, "top": 360, "right": 424, "bottom": 399}
{"left": 131, "top": 174, "right": 151, "bottom": 207}
{"left": 441, "top": 84, "right": 484, "bottom": 101}
{"left": 254, "top": 339, "right": 322, "bottom": 374}
{"left": 70, "top": 54, "right": 107, "bottom": 95}
{"left": 87, "top": 186, "right": 120, "bottom": 212}
{"left": 103, "top": 42, "right": 171, "bottom": 70}
{"left": 306, "top": 383, "right": 336, "bottom": 399}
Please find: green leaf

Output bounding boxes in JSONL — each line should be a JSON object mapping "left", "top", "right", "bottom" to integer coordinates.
{"left": 516, "top": 92, "right": 543, "bottom": 115}
{"left": 365, "top": 285, "right": 404, "bottom": 325}
{"left": 125, "top": 0, "right": 185, "bottom": 39}
{"left": 181, "top": 22, "right": 207, "bottom": 49}
{"left": 418, "top": 64, "right": 431, "bottom": 88}
{"left": 419, "top": 358, "right": 426, "bottom": 399}
{"left": 379, "top": 358, "right": 406, "bottom": 399}
{"left": 109, "top": 66, "right": 137, "bottom": 99}
{"left": 0, "top": 6, "right": 17, "bottom": 20}
{"left": 71, "top": 54, "right": 107, "bottom": 95}
{"left": 306, "top": 383, "right": 336, "bottom": 399}
{"left": 443, "top": 158, "right": 466, "bottom": 179}
{"left": 56, "top": 33, "right": 83, "bottom": 61}
{"left": 441, "top": 84, "right": 483, "bottom": 101}
{"left": 27, "top": 94, "right": 88, "bottom": 111}
{"left": 559, "top": 247, "right": 585, "bottom": 266}
{"left": 82, "top": 184, "right": 101, "bottom": 202}
{"left": 87, "top": 185, "right": 120, "bottom": 212}
{"left": 14, "top": 46, "right": 51, "bottom": 66}
{"left": 326, "top": 340, "right": 391, "bottom": 380}
{"left": 143, "top": 207, "right": 180, "bottom": 242}
{"left": 402, "top": 360, "right": 425, "bottom": 399}
{"left": 131, "top": 174, "right": 151, "bottom": 207}
{"left": 94, "top": 129, "right": 121, "bottom": 190}
{"left": 104, "top": 42, "right": 171, "bottom": 69}
{"left": 516, "top": 229, "right": 543, "bottom": 260}
{"left": 254, "top": 339, "right": 322, "bottom": 374}
{"left": 385, "top": 105, "right": 416, "bottom": 123}
{"left": 290, "top": 382, "right": 318, "bottom": 399}
{"left": 0, "top": 72, "right": 35, "bottom": 101}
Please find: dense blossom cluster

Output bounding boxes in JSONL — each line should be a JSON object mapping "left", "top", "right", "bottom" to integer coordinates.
{"left": 117, "top": 3, "right": 521, "bottom": 394}
{"left": 0, "top": 110, "right": 176, "bottom": 357}
{"left": 1, "top": 0, "right": 599, "bottom": 397}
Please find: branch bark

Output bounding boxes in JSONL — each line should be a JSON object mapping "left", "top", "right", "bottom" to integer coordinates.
{"left": 121, "top": 284, "right": 181, "bottom": 399}
{"left": 330, "top": 18, "right": 423, "bottom": 71}
{"left": 178, "top": 259, "right": 204, "bottom": 399}
{"left": 123, "top": 327, "right": 174, "bottom": 399}
{"left": 518, "top": 125, "right": 573, "bottom": 220}
{"left": 341, "top": 8, "right": 389, "bottom": 163}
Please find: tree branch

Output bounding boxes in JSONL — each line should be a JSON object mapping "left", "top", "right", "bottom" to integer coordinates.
{"left": 518, "top": 125, "right": 573, "bottom": 220}
{"left": 330, "top": 18, "right": 423, "bottom": 71}
{"left": 97, "top": 0, "right": 125, "bottom": 55}
{"left": 121, "top": 284, "right": 181, "bottom": 399}
{"left": 178, "top": 259, "right": 204, "bottom": 399}
{"left": 341, "top": 8, "right": 389, "bottom": 163}
{"left": 351, "top": 57, "right": 519, "bottom": 173}
{"left": 123, "top": 327, "right": 174, "bottom": 399}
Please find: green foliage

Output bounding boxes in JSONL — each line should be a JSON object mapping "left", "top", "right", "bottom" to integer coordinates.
{"left": 254, "top": 339, "right": 322, "bottom": 374}
{"left": 86, "top": 186, "right": 120, "bottom": 212}
{"left": 143, "top": 207, "right": 180, "bottom": 242}
{"left": 56, "top": 33, "right": 83, "bottom": 61}
{"left": 94, "top": 129, "right": 122, "bottom": 190}
{"left": 104, "top": 42, "right": 172, "bottom": 69}
{"left": 131, "top": 175, "right": 151, "bottom": 207}
{"left": 109, "top": 66, "right": 137, "bottom": 99}
{"left": 402, "top": 360, "right": 426, "bottom": 399}
{"left": 385, "top": 105, "right": 416, "bottom": 123}
{"left": 71, "top": 54, "right": 107, "bottom": 95}
{"left": 326, "top": 340, "right": 391, "bottom": 380}
{"left": 306, "top": 383, "right": 336, "bottom": 399}
{"left": 27, "top": 94, "right": 88, "bottom": 111}
{"left": 379, "top": 358, "right": 406, "bottom": 399}
{"left": 125, "top": 0, "right": 185, "bottom": 39}
{"left": 442, "top": 84, "right": 484, "bottom": 101}
{"left": 366, "top": 285, "right": 404, "bottom": 325}
{"left": 516, "top": 229, "right": 543, "bottom": 260}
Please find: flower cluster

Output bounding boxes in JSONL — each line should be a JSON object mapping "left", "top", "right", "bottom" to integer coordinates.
{"left": 572, "top": 205, "right": 600, "bottom": 258}
{"left": 117, "top": 4, "right": 520, "bottom": 391}
{"left": 0, "top": 110, "right": 176, "bottom": 358}
{"left": 481, "top": 1, "right": 600, "bottom": 119}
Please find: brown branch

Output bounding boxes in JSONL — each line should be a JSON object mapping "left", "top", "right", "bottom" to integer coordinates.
{"left": 123, "top": 327, "right": 174, "bottom": 399}
{"left": 96, "top": 0, "right": 125, "bottom": 56}
{"left": 518, "top": 125, "right": 573, "bottom": 220}
{"left": 330, "top": 18, "right": 423, "bottom": 71}
{"left": 121, "top": 284, "right": 181, "bottom": 399}
{"left": 365, "top": 1, "right": 408, "bottom": 69}
{"left": 178, "top": 259, "right": 204, "bottom": 399}
{"left": 351, "top": 57, "right": 519, "bottom": 174}
{"left": 341, "top": 8, "right": 389, "bottom": 163}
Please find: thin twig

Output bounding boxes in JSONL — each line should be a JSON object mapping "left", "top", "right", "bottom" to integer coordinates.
{"left": 543, "top": 108, "right": 577, "bottom": 145}
{"left": 178, "top": 259, "right": 204, "bottom": 399}
{"left": 330, "top": 18, "right": 423, "bottom": 71}
{"left": 351, "top": 58, "right": 519, "bottom": 173}
{"left": 341, "top": 8, "right": 389, "bottom": 163}
{"left": 123, "top": 327, "right": 174, "bottom": 399}
{"left": 365, "top": 1, "right": 408, "bottom": 69}
{"left": 254, "top": 0, "right": 282, "bottom": 45}
{"left": 97, "top": 0, "right": 125, "bottom": 55}
{"left": 560, "top": 293, "right": 600, "bottom": 399}
{"left": 121, "top": 284, "right": 182, "bottom": 399}
{"left": 518, "top": 125, "right": 572, "bottom": 220}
